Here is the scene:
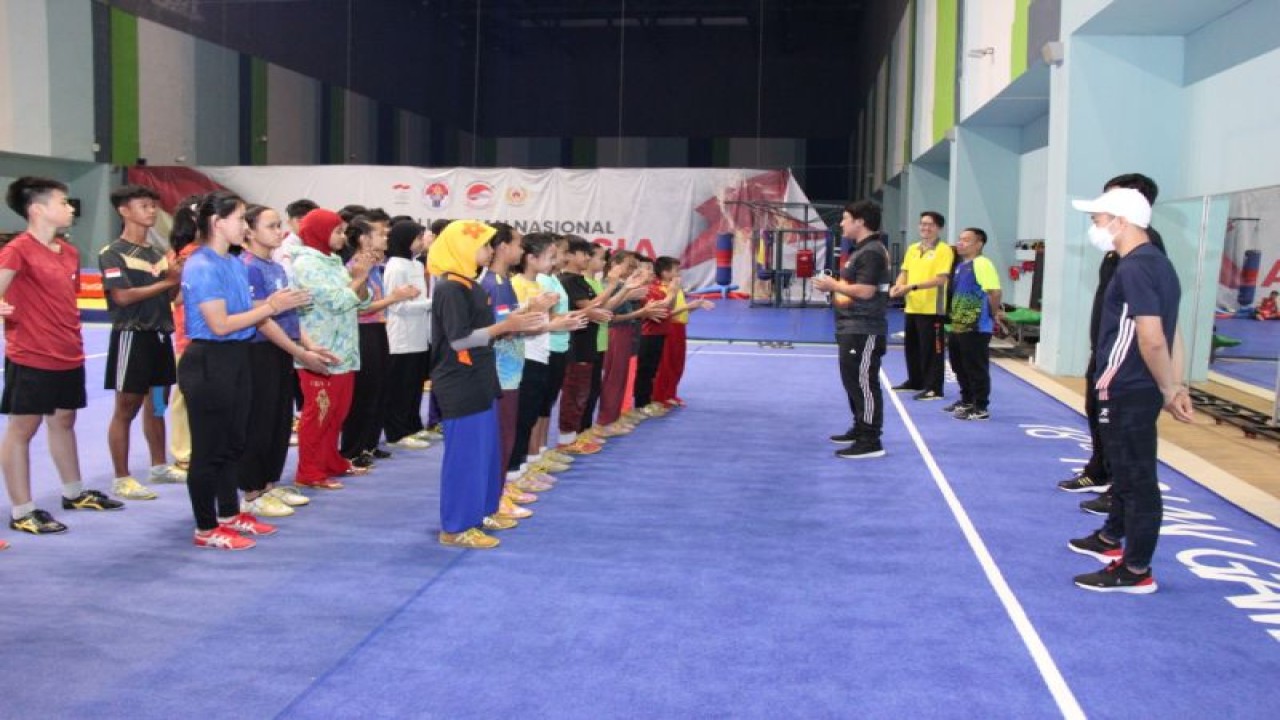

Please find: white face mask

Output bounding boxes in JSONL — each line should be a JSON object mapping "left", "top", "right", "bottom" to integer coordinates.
{"left": 1087, "top": 218, "right": 1118, "bottom": 253}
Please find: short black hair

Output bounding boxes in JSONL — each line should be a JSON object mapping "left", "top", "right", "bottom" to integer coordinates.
{"left": 285, "top": 198, "right": 319, "bottom": 220}
{"left": 844, "top": 199, "right": 882, "bottom": 232}
{"left": 634, "top": 254, "right": 655, "bottom": 266}
{"left": 110, "top": 184, "right": 160, "bottom": 210}
{"left": 387, "top": 220, "right": 424, "bottom": 260}
{"left": 489, "top": 222, "right": 518, "bottom": 248}
{"left": 963, "top": 227, "right": 988, "bottom": 244}
{"left": 655, "top": 256, "right": 680, "bottom": 275}
{"left": 363, "top": 207, "right": 391, "bottom": 224}
{"left": 6, "top": 176, "right": 68, "bottom": 219}
{"left": 565, "top": 236, "right": 594, "bottom": 256}
{"left": 920, "top": 211, "right": 945, "bottom": 228}
{"left": 1104, "top": 173, "right": 1159, "bottom": 204}
{"left": 430, "top": 219, "right": 453, "bottom": 236}
{"left": 338, "top": 204, "right": 368, "bottom": 223}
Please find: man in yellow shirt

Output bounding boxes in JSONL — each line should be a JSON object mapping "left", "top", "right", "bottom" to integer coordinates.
{"left": 890, "top": 211, "right": 954, "bottom": 400}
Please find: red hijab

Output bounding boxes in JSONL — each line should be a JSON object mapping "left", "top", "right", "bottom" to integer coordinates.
{"left": 298, "top": 209, "right": 343, "bottom": 255}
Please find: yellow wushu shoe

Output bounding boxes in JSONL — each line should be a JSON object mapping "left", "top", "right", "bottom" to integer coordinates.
{"left": 439, "top": 528, "right": 500, "bottom": 549}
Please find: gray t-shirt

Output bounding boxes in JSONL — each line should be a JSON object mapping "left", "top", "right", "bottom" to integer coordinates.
{"left": 834, "top": 233, "right": 891, "bottom": 336}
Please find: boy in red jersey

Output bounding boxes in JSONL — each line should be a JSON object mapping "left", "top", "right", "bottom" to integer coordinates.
{"left": 1, "top": 177, "right": 123, "bottom": 538}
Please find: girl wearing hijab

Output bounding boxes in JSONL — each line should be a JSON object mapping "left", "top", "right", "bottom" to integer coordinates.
{"left": 289, "top": 208, "right": 372, "bottom": 490}
{"left": 429, "top": 220, "right": 545, "bottom": 549}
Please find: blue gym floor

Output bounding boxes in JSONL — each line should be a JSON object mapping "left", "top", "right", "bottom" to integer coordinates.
{"left": 3, "top": 324, "right": 1278, "bottom": 718}
{"left": 1212, "top": 317, "right": 1280, "bottom": 391}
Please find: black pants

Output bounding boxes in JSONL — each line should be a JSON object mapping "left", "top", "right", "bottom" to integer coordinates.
{"left": 904, "top": 313, "right": 946, "bottom": 394}
{"left": 634, "top": 334, "right": 666, "bottom": 408}
{"left": 511, "top": 359, "right": 549, "bottom": 471}
{"left": 836, "top": 333, "right": 886, "bottom": 444}
{"left": 237, "top": 342, "right": 294, "bottom": 494}
{"left": 341, "top": 323, "right": 390, "bottom": 457}
{"left": 541, "top": 351, "right": 568, "bottom": 419}
{"left": 385, "top": 350, "right": 429, "bottom": 442}
{"left": 1099, "top": 388, "right": 1164, "bottom": 569}
{"left": 581, "top": 355, "right": 604, "bottom": 431}
{"left": 179, "top": 341, "right": 251, "bottom": 531}
{"left": 948, "top": 332, "right": 991, "bottom": 409}
{"left": 1082, "top": 354, "right": 1110, "bottom": 482}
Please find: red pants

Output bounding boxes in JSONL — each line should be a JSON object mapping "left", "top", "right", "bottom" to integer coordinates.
{"left": 558, "top": 360, "right": 594, "bottom": 434}
{"left": 295, "top": 370, "right": 355, "bottom": 483}
{"left": 596, "top": 326, "right": 634, "bottom": 426}
{"left": 652, "top": 323, "right": 687, "bottom": 403}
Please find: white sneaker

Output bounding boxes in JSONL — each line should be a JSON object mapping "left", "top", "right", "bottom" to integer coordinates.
{"left": 391, "top": 436, "right": 432, "bottom": 450}
{"left": 149, "top": 465, "right": 187, "bottom": 484}
{"left": 267, "top": 486, "right": 310, "bottom": 507}
{"left": 415, "top": 428, "right": 444, "bottom": 442}
{"left": 242, "top": 494, "right": 295, "bottom": 518}
{"left": 113, "top": 476, "right": 158, "bottom": 500}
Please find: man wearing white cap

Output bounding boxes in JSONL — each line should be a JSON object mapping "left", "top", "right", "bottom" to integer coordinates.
{"left": 1064, "top": 187, "right": 1193, "bottom": 593}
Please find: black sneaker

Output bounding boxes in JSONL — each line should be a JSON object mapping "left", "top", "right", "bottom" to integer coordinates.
{"left": 941, "top": 401, "right": 970, "bottom": 413}
{"left": 370, "top": 448, "right": 393, "bottom": 460}
{"left": 1057, "top": 473, "right": 1111, "bottom": 494}
{"left": 351, "top": 453, "right": 376, "bottom": 469}
{"left": 957, "top": 408, "right": 990, "bottom": 421}
{"left": 1080, "top": 493, "right": 1113, "bottom": 516}
{"left": 10, "top": 509, "right": 68, "bottom": 535}
{"left": 1074, "top": 561, "right": 1157, "bottom": 594}
{"left": 835, "top": 443, "right": 886, "bottom": 459}
{"left": 61, "top": 490, "right": 125, "bottom": 511}
{"left": 829, "top": 429, "right": 858, "bottom": 444}
{"left": 912, "top": 390, "right": 942, "bottom": 401}
{"left": 891, "top": 383, "right": 921, "bottom": 392}
{"left": 1067, "top": 530, "right": 1123, "bottom": 563}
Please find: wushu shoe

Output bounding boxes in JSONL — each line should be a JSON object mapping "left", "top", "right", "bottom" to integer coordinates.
{"left": 268, "top": 486, "right": 311, "bottom": 507}
{"left": 112, "top": 476, "right": 157, "bottom": 501}
{"left": 1074, "top": 561, "right": 1158, "bottom": 594}
{"left": 63, "top": 490, "right": 126, "bottom": 511}
{"left": 194, "top": 526, "right": 255, "bottom": 551}
{"left": 221, "top": 513, "right": 278, "bottom": 536}
{"left": 439, "top": 528, "right": 500, "bottom": 549}
{"left": 242, "top": 494, "right": 294, "bottom": 518}
{"left": 10, "top": 509, "right": 68, "bottom": 535}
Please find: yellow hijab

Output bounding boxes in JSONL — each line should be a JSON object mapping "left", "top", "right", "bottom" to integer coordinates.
{"left": 427, "top": 220, "right": 496, "bottom": 280}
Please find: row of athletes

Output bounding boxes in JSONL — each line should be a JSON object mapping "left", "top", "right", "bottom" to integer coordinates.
{"left": 0, "top": 176, "right": 708, "bottom": 551}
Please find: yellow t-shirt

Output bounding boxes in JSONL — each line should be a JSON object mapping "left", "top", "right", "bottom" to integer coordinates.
{"left": 511, "top": 274, "right": 540, "bottom": 305}
{"left": 672, "top": 289, "right": 690, "bottom": 325}
{"left": 901, "top": 241, "right": 955, "bottom": 316}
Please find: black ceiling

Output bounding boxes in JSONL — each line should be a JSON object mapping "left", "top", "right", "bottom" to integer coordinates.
{"left": 106, "top": 0, "right": 882, "bottom": 139}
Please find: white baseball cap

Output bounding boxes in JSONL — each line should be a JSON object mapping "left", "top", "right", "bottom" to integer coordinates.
{"left": 1071, "top": 188, "right": 1151, "bottom": 228}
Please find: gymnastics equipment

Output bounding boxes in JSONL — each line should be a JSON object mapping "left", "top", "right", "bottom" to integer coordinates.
{"left": 691, "top": 232, "right": 740, "bottom": 298}
{"left": 749, "top": 227, "right": 836, "bottom": 308}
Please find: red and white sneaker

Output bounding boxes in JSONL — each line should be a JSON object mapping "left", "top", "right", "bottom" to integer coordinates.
{"left": 194, "top": 526, "right": 256, "bottom": 550}
{"left": 220, "top": 512, "right": 278, "bottom": 536}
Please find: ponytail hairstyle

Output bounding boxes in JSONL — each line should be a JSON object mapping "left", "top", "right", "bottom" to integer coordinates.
{"left": 343, "top": 214, "right": 375, "bottom": 253}
{"left": 194, "top": 190, "right": 245, "bottom": 242}
{"left": 513, "top": 232, "right": 554, "bottom": 274}
{"left": 169, "top": 194, "right": 203, "bottom": 254}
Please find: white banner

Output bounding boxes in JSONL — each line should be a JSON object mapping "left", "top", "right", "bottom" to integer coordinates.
{"left": 131, "top": 165, "right": 823, "bottom": 291}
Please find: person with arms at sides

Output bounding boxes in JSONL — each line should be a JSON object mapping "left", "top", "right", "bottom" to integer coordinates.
{"left": 813, "top": 200, "right": 892, "bottom": 459}
{"left": 238, "top": 205, "right": 337, "bottom": 517}
{"left": 179, "top": 191, "right": 312, "bottom": 549}
{"left": 99, "top": 184, "right": 188, "bottom": 501}
{"left": 1, "top": 177, "right": 123, "bottom": 540}
{"left": 1059, "top": 174, "right": 1167, "bottom": 519}
{"left": 429, "top": 221, "right": 546, "bottom": 549}
{"left": 943, "top": 228, "right": 1004, "bottom": 421}
{"left": 382, "top": 220, "right": 435, "bottom": 450}
{"left": 1067, "top": 187, "right": 1192, "bottom": 593}
{"left": 340, "top": 215, "right": 419, "bottom": 469}
{"left": 889, "top": 211, "right": 954, "bottom": 401}
{"left": 165, "top": 197, "right": 203, "bottom": 476}
{"left": 289, "top": 208, "right": 373, "bottom": 490}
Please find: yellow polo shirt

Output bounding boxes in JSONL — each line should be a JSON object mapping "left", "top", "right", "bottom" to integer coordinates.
{"left": 901, "top": 241, "right": 955, "bottom": 316}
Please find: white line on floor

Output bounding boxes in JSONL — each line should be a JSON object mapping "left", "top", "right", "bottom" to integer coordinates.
{"left": 691, "top": 350, "right": 837, "bottom": 358}
{"left": 884, "top": 370, "right": 1085, "bottom": 720}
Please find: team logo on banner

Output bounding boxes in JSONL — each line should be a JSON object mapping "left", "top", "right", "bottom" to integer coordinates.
{"left": 391, "top": 183, "right": 413, "bottom": 206}
{"left": 465, "top": 182, "right": 495, "bottom": 209}
{"left": 423, "top": 182, "right": 451, "bottom": 209}
{"left": 505, "top": 186, "right": 529, "bottom": 206}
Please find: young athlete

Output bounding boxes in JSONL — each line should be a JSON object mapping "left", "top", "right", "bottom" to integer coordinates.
{"left": 382, "top": 220, "right": 434, "bottom": 449}
{"left": 179, "top": 191, "right": 311, "bottom": 549}
{"left": 2, "top": 177, "right": 123, "bottom": 537}
{"left": 100, "top": 184, "right": 186, "bottom": 502}
{"left": 165, "top": 197, "right": 203, "bottom": 474}
{"left": 428, "top": 221, "right": 545, "bottom": 549}
{"left": 652, "top": 267, "right": 714, "bottom": 409}
{"left": 634, "top": 256, "right": 682, "bottom": 416}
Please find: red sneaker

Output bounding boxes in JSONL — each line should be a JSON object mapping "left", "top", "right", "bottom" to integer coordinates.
{"left": 0, "top": 538, "right": 10, "bottom": 551}
{"left": 221, "top": 512, "right": 278, "bottom": 536}
{"left": 194, "top": 526, "right": 256, "bottom": 550}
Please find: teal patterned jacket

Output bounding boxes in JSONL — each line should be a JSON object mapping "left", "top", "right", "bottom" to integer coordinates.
{"left": 289, "top": 246, "right": 371, "bottom": 373}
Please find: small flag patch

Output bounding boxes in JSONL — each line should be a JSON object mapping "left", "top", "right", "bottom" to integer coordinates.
{"left": 104, "top": 268, "right": 122, "bottom": 279}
